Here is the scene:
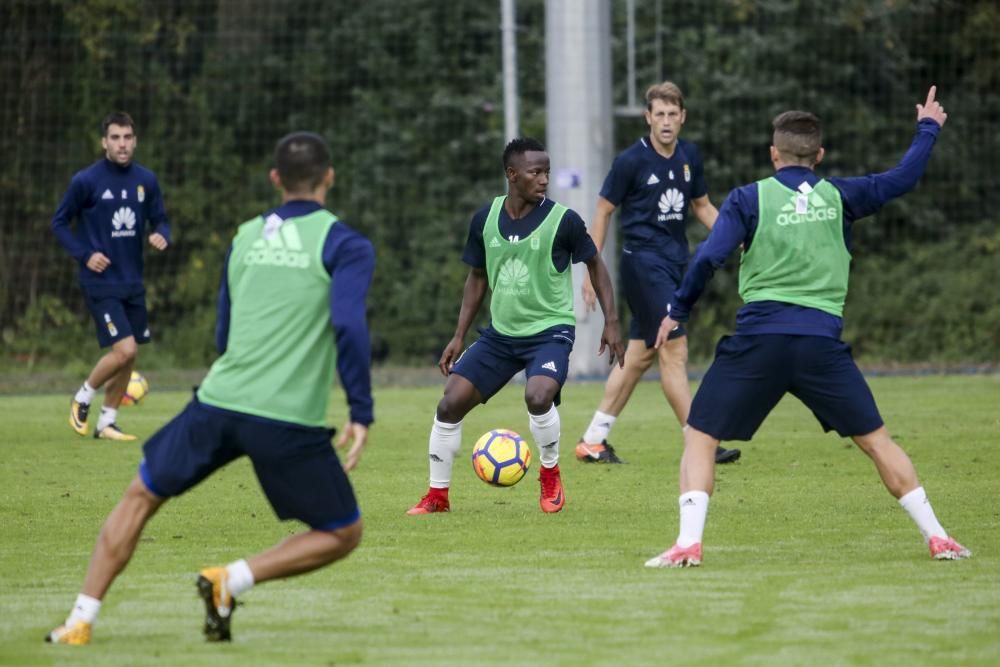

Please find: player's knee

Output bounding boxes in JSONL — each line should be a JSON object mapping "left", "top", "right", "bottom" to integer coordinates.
{"left": 321, "top": 519, "right": 362, "bottom": 562}
{"left": 342, "top": 519, "right": 363, "bottom": 553}
{"left": 625, "top": 345, "right": 656, "bottom": 371}
{"left": 113, "top": 338, "right": 138, "bottom": 364}
{"left": 436, "top": 393, "right": 469, "bottom": 423}
{"left": 852, "top": 426, "right": 894, "bottom": 454}
{"left": 524, "top": 388, "right": 555, "bottom": 414}
{"left": 660, "top": 338, "right": 689, "bottom": 368}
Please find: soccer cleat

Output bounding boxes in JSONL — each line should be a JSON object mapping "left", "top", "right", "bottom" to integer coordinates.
{"left": 69, "top": 400, "right": 90, "bottom": 436}
{"left": 538, "top": 465, "right": 565, "bottom": 513}
{"left": 45, "top": 620, "right": 92, "bottom": 645}
{"left": 644, "top": 542, "right": 703, "bottom": 568}
{"left": 93, "top": 423, "right": 137, "bottom": 441}
{"left": 197, "top": 567, "right": 235, "bottom": 641}
{"left": 715, "top": 446, "right": 741, "bottom": 464}
{"left": 575, "top": 439, "right": 625, "bottom": 464}
{"left": 928, "top": 536, "right": 972, "bottom": 560}
{"left": 406, "top": 490, "right": 450, "bottom": 515}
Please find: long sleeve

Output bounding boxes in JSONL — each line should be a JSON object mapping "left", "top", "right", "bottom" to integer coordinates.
{"left": 670, "top": 187, "right": 753, "bottom": 322}
{"left": 51, "top": 175, "right": 93, "bottom": 263}
{"left": 324, "top": 228, "right": 376, "bottom": 426}
{"left": 214, "top": 249, "right": 232, "bottom": 354}
{"left": 830, "top": 118, "right": 942, "bottom": 221}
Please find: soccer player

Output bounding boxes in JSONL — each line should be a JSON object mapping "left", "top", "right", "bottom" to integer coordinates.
{"left": 407, "top": 138, "right": 625, "bottom": 515}
{"left": 645, "top": 86, "right": 971, "bottom": 567}
{"left": 52, "top": 112, "right": 171, "bottom": 441}
{"left": 46, "top": 132, "right": 375, "bottom": 644}
{"left": 575, "top": 82, "right": 740, "bottom": 465}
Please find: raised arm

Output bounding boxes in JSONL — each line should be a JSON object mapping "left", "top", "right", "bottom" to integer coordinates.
{"left": 438, "top": 267, "right": 489, "bottom": 376}
{"left": 832, "top": 86, "right": 947, "bottom": 220}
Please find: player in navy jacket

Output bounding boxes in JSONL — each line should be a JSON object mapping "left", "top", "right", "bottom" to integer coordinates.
{"left": 53, "top": 112, "right": 171, "bottom": 441}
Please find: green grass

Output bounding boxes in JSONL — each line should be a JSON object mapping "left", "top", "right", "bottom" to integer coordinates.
{"left": 1, "top": 375, "right": 998, "bottom": 666}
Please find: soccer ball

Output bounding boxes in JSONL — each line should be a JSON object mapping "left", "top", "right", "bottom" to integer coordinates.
{"left": 121, "top": 371, "right": 149, "bottom": 406}
{"left": 471, "top": 429, "right": 531, "bottom": 487}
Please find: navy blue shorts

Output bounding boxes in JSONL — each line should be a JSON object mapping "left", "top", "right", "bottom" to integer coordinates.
{"left": 620, "top": 248, "right": 686, "bottom": 347}
{"left": 84, "top": 290, "right": 151, "bottom": 348}
{"left": 139, "top": 398, "right": 359, "bottom": 531}
{"left": 688, "top": 334, "right": 884, "bottom": 441}
{"left": 451, "top": 325, "right": 575, "bottom": 404}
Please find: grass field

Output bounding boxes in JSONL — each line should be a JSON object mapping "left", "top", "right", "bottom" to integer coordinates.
{"left": 1, "top": 375, "right": 998, "bottom": 666}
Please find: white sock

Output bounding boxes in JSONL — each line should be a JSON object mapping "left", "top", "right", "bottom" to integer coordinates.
{"left": 582, "top": 410, "right": 616, "bottom": 444}
{"left": 96, "top": 406, "right": 117, "bottom": 431}
{"left": 67, "top": 593, "right": 101, "bottom": 625}
{"left": 898, "top": 486, "right": 947, "bottom": 543}
{"left": 74, "top": 382, "right": 96, "bottom": 405}
{"left": 429, "top": 417, "right": 462, "bottom": 488}
{"left": 529, "top": 405, "right": 560, "bottom": 468}
{"left": 225, "top": 559, "right": 255, "bottom": 598}
{"left": 676, "top": 491, "right": 710, "bottom": 547}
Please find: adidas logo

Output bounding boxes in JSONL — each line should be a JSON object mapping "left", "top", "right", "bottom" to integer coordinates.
{"left": 775, "top": 187, "right": 837, "bottom": 227}
{"left": 489, "top": 237, "right": 501, "bottom": 248}
{"left": 682, "top": 498, "right": 696, "bottom": 506}
{"left": 245, "top": 221, "right": 310, "bottom": 268}
{"left": 646, "top": 173, "right": 660, "bottom": 185}
{"left": 101, "top": 189, "right": 114, "bottom": 200}
{"left": 542, "top": 361, "right": 557, "bottom": 372}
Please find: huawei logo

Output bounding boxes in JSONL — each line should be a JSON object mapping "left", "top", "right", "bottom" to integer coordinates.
{"left": 658, "top": 188, "right": 684, "bottom": 214}
{"left": 112, "top": 207, "right": 136, "bottom": 230}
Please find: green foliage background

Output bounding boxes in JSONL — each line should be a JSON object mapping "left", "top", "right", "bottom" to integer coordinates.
{"left": 1, "top": 0, "right": 996, "bottom": 370}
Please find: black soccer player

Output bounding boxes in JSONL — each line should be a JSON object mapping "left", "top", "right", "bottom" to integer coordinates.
{"left": 407, "top": 138, "right": 625, "bottom": 516}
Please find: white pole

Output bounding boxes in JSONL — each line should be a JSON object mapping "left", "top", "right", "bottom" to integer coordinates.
{"left": 501, "top": 0, "right": 520, "bottom": 142}
{"left": 545, "top": 0, "right": 614, "bottom": 378}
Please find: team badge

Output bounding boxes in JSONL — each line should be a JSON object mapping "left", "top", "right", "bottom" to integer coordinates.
{"left": 104, "top": 313, "right": 118, "bottom": 337}
{"left": 137, "top": 185, "right": 145, "bottom": 202}
{"left": 684, "top": 164, "right": 691, "bottom": 182}
{"left": 530, "top": 236, "right": 540, "bottom": 250}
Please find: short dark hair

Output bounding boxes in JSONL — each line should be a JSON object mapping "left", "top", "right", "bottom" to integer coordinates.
{"left": 772, "top": 111, "right": 822, "bottom": 162}
{"left": 503, "top": 137, "right": 546, "bottom": 170}
{"left": 102, "top": 111, "right": 136, "bottom": 136}
{"left": 274, "top": 132, "right": 332, "bottom": 191}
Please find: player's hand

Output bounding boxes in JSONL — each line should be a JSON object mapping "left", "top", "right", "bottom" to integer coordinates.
{"left": 581, "top": 275, "right": 597, "bottom": 312}
{"left": 336, "top": 421, "right": 369, "bottom": 472}
{"left": 599, "top": 320, "right": 625, "bottom": 368}
{"left": 86, "top": 252, "right": 110, "bottom": 273}
{"left": 916, "top": 85, "right": 947, "bottom": 127}
{"left": 438, "top": 336, "right": 464, "bottom": 377}
{"left": 654, "top": 316, "right": 680, "bottom": 349}
{"left": 148, "top": 233, "right": 168, "bottom": 251}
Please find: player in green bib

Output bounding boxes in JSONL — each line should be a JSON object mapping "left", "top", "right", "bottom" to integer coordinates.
{"left": 407, "top": 138, "right": 625, "bottom": 516}
{"left": 47, "top": 132, "right": 376, "bottom": 645}
{"left": 645, "top": 87, "right": 970, "bottom": 568}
